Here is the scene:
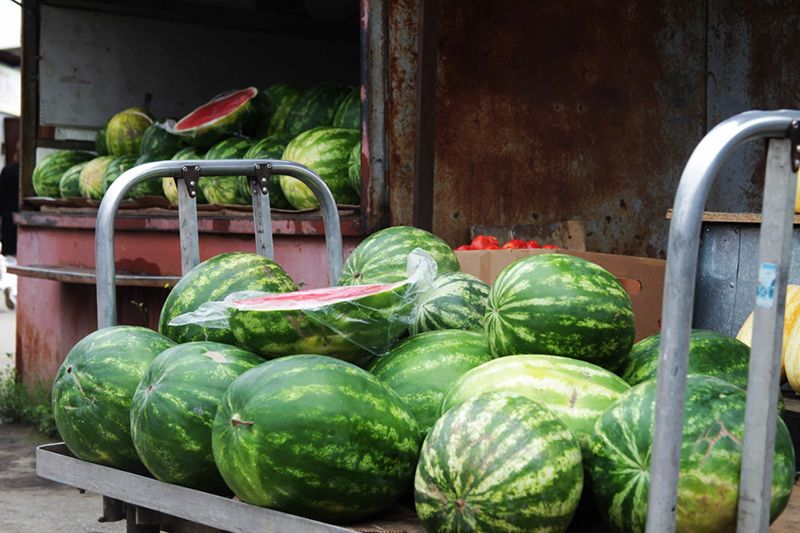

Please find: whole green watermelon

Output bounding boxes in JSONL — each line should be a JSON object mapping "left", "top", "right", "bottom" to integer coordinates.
{"left": 32, "top": 150, "right": 94, "bottom": 197}
{"left": 106, "top": 108, "right": 154, "bottom": 156}
{"left": 140, "top": 123, "right": 184, "bottom": 155}
{"left": 332, "top": 87, "right": 360, "bottom": 129}
{"left": 486, "top": 253, "right": 635, "bottom": 369}
{"left": 51, "top": 326, "right": 176, "bottom": 471}
{"left": 410, "top": 272, "right": 489, "bottom": 335}
{"left": 173, "top": 87, "right": 258, "bottom": 148}
{"left": 129, "top": 150, "right": 175, "bottom": 197}
{"left": 79, "top": 156, "right": 115, "bottom": 200}
{"left": 59, "top": 161, "right": 90, "bottom": 199}
{"left": 212, "top": 354, "right": 421, "bottom": 523}
{"left": 416, "top": 392, "right": 584, "bottom": 532}
{"left": 95, "top": 125, "right": 109, "bottom": 156}
{"left": 198, "top": 137, "right": 253, "bottom": 205}
{"left": 347, "top": 140, "right": 361, "bottom": 196}
{"left": 339, "top": 226, "right": 461, "bottom": 285}
{"left": 159, "top": 252, "right": 296, "bottom": 345}
{"left": 284, "top": 82, "right": 351, "bottom": 137}
{"left": 442, "top": 353, "right": 630, "bottom": 451}
{"left": 279, "top": 127, "right": 360, "bottom": 209}
{"left": 101, "top": 155, "right": 137, "bottom": 195}
{"left": 370, "top": 329, "right": 492, "bottom": 435}
{"left": 162, "top": 147, "right": 208, "bottom": 205}
{"left": 252, "top": 83, "right": 301, "bottom": 137}
{"left": 242, "top": 134, "right": 292, "bottom": 209}
{"left": 587, "top": 375, "right": 795, "bottom": 532}
{"left": 130, "top": 341, "right": 262, "bottom": 493}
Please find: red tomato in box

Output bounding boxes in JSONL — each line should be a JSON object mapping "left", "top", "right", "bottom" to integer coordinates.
{"left": 470, "top": 235, "right": 500, "bottom": 250}
{"left": 526, "top": 240, "right": 541, "bottom": 249}
{"left": 501, "top": 239, "right": 527, "bottom": 249}
{"left": 542, "top": 244, "right": 561, "bottom": 249}
{"left": 454, "top": 244, "right": 473, "bottom": 251}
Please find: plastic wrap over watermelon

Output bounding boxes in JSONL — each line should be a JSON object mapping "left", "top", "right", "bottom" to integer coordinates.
{"left": 169, "top": 250, "right": 437, "bottom": 365}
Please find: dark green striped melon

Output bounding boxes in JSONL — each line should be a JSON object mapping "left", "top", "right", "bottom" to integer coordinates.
{"left": 51, "top": 326, "right": 176, "bottom": 471}
{"left": 212, "top": 354, "right": 421, "bottom": 523}
{"left": 347, "top": 140, "right": 361, "bottom": 196}
{"left": 370, "top": 330, "right": 492, "bottom": 435}
{"left": 95, "top": 125, "right": 109, "bottom": 156}
{"left": 416, "top": 392, "right": 584, "bottom": 532}
{"left": 162, "top": 147, "right": 208, "bottom": 205}
{"left": 442, "top": 354, "right": 630, "bottom": 451}
{"left": 339, "top": 226, "right": 461, "bottom": 285}
{"left": 410, "top": 272, "right": 489, "bottom": 335}
{"left": 332, "top": 87, "right": 360, "bottom": 129}
{"left": 59, "top": 161, "right": 90, "bottom": 199}
{"left": 486, "top": 253, "right": 635, "bottom": 369}
{"left": 253, "top": 83, "right": 301, "bottom": 137}
{"left": 140, "top": 123, "right": 184, "bottom": 155}
{"left": 279, "top": 127, "right": 360, "bottom": 209}
{"left": 173, "top": 87, "right": 258, "bottom": 148}
{"left": 106, "top": 108, "right": 154, "bottom": 156}
{"left": 129, "top": 150, "right": 174, "bottom": 197}
{"left": 198, "top": 137, "right": 253, "bottom": 205}
{"left": 32, "top": 150, "right": 94, "bottom": 197}
{"left": 587, "top": 375, "right": 795, "bottom": 532}
{"left": 159, "top": 252, "right": 296, "bottom": 345}
{"left": 130, "top": 342, "right": 262, "bottom": 493}
{"left": 242, "top": 134, "right": 292, "bottom": 209}
{"left": 79, "top": 156, "right": 115, "bottom": 200}
{"left": 101, "top": 155, "right": 137, "bottom": 195}
{"left": 284, "top": 82, "right": 351, "bottom": 137}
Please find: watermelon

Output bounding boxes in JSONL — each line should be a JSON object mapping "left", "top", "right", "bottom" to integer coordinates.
{"left": 410, "top": 272, "right": 489, "bottom": 335}
{"left": 347, "top": 140, "right": 361, "bottom": 196}
{"left": 229, "top": 282, "right": 416, "bottom": 366}
{"left": 279, "top": 127, "right": 360, "bottom": 209}
{"left": 59, "top": 161, "right": 90, "bottom": 199}
{"left": 51, "top": 326, "right": 176, "bottom": 471}
{"left": 284, "top": 82, "right": 351, "bottom": 137}
{"left": 441, "top": 354, "right": 630, "bottom": 451}
{"left": 159, "top": 252, "right": 296, "bottom": 345}
{"left": 106, "top": 107, "right": 154, "bottom": 156}
{"left": 198, "top": 136, "right": 253, "bottom": 205}
{"left": 95, "top": 125, "right": 109, "bottom": 156}
{"left": 415, "top": 392, "right": 584, "bottom": 532}
{"left": 128, "top": 150, "right": 175, "bottom": 197}
{"left": 79, "top": 156, "right": 115, "bottom": 200}
{"left": 252, "top": 83, "right": 301, "bottom": 137}
{"left": 162, "top": 147, "right": 208, "bottom": 205}
{"left": 101, "top": 155, "right": 137, "bottom": 195}
{"left": 486, "top": 253, "right": 635, "bottom": 368}
{"left": 173, "top": 87, "right": 258, "bottom": 148}
{"left": 32, "top": 150, "right": 94, "bottom": 197}
{"left": 130, "top": 341, "right": 262, "bottom": 493}
{"left": 370, "top": 330, "right": 492, "bottom": 435}
{"left": 339, "top": 226, "right": 461, "bottom": 285}
{"left": 140, "top": 123, "right": 184, "bottom": 155}
{"left": 242, "top": 134, "right": 292, "bottom": 209}
{"left": 212, "top": 354, "right": 421, "bottom": 523}
{"left": 587, "top": 375, "right": 795, "bottom": 531}
{"left": 332, "top": 87, "right": 360, "bottom": 129}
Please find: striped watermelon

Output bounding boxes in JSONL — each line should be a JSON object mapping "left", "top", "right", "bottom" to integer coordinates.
{"left": 253, "top": 83, "right": 301, "bottom": 137}
{"left": 51, "top": 326, "right": 176, "bottom": 471}
{"left": 59, "top": 161, "right": 90, "bottom": 199}
{"left": 441, "top": 354, "right": 630, "bottom": 451}
{"left": 587, "top": 375, "right": 795, "bottom": 531}
{"left": 32, "top": 150, "right": 94, "bottom": 197}
{"left": 101, "top": 155, "right": 137, "bottom": 195}
{"left": 198, "top": 137, "right": 253, "bottom": 205}
{"left": 129, "top": 150, "right": 174, "bottom": 197}
{"left": 348, "top": 140, "right": 361, "bottom": 196}
{"left": 130, "top": 341, "right": 262, "bottom": 493}
{"left": 486, "top": 253, "right": 635, "bottom": 369}
{"left": 410, "top": 272, "right": 489, "bottom": 335}
{"left": 159, "top": 252, "right": 296, "bottom": 345}
{"left": 332, "top": 87, "right": 360, "bottom": 129}
{"left": 162, "top": 147, "right": 208, "bottom": 205}
{"left": 279, "top": 127, "right": 360, "bottom": 209}
{"left": 415, "top": 393, "right": 584, "bottom": 532}
{"left": 370, "top": 330, "right": 492, "bottom": 435}
{"left": 95, "top": 125, "right": 109, "bottom": 156}
{"left": 173, "top": 87, "right": 258, "bottom": 148}
{"left": 284, "top": 82, "right": 351, "bottom": 137}
{"left": 242, "top": 134, "right": 292, "bottom": 209}
{"left": 212, "top": 354, "right": 421, "bottom": 523}
{"left": 79, "top": 156, "right": 115, "bottom": 200}
{"left": 106, "top": 108, "right": 154, "bottom": 156}
{"left": 339, "top": 226, "right": 461, "bottom": 285}
{"left": 140, "top": 123, "right": 184, "bottom": 155}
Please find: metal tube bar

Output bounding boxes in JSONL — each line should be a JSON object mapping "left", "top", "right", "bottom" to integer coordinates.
{"left": 646, "top": 110, "right": 800, "bottom": 532}
{"left": 251, "top": 163, "right": 275, "bottom": 260}
{"left": 737, "top": 139, "right": 797, "bottom": 531}
{"left": 177, "top": 165, "right": 201, "bottom": 274}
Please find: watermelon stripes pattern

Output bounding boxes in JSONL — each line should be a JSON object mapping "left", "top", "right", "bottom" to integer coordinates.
{"left": 410, "top": 272, "right": 490, "bottom": 335}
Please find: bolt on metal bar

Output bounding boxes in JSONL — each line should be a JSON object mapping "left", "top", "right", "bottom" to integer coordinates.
{"left": 177, "top": 164, "right": 201, "bottom": 274}
{"left": 251, "top": 163, "right": 275, "bottom": 260}
{"left": 646, "top": 110, "right": 800, "bottom": 533}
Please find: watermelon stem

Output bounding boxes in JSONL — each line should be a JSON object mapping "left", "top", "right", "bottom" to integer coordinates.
{"left": 230, "top": 414, "right": 255, "bottom": 427}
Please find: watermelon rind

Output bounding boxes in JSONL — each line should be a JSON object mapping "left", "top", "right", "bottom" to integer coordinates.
{"left": 339, "top": 226, "right": 461, "bottom": 285}
{"left": 59, "top": 161, "right": 90, "bottom": 199}
{"left": 197, "top": 136, "right": 253, "bottom": 205}
{"left": 347, "top": 139, "right": 361, "bottom": 196}
{"left": 162, "top": 147, "right": 208, "bottom": 205}
{"left": 130, "top": 341, "right": 262, "bottom": 493}
{"left": 410, "top": 271, "right": 489, "bottom": 335}
{"left": 128, "top": 150, "right": 175, "bottom": 198}
{"left": 32, "top": 150, "right": 94, "bottom": 197}
{"left": 174, "top": 87, "right": 258, "bottom": 148}
{"left": 241, "top": 133, "right": 292, "bottom": 209}
{"left": 284, "top": 82, "right": 352, "bottom": 137}
{"left": 101, "top": 155, "right": 137, "bottom": 196}
{"left": 587, "top": 374, "right": 795, "bottom": 531}
{"left": 106, "top": 108, "right": 154, "bottom": 156}
{"left": 79, "top": 156, "right": 115, "bottom": 200}
{"left": 415, "top": 392, "right": 584, "bottom": 532}
{"left": 140, "top": 122, "right": 185, "bottom": 156}
{"left": 51, "top": 326, "right": 176, "bottom": 471}
{"left": 279, "top": 127, "right": 360, "bottom": 209}
{"left": 95, "top": 125, "right": 109, "bottom": 156}
{"left": 212, "top": 354, "right": 421, "bottom": 523}
{"left": 332, "top": 87, "right": 361, "bottom": 129}
{"left": 252, "top": 83, "right": 301, "bottom": 137}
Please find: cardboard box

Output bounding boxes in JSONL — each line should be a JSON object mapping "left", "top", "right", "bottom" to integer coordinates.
{"left": 456, "top": 249, "right": 666, "bottom": 341}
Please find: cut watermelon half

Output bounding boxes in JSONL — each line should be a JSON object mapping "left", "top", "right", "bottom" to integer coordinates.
{"left": 173, "top": 87, "right": 258, "bottom": 147}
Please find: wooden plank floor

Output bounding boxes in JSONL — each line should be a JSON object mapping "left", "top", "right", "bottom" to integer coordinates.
{"left": 772, "top": 479, "right": 800, "bottom": 531}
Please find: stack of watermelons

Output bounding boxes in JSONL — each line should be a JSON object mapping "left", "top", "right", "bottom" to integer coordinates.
{"left": 31, "top": 83, "right": 361, "bottom": 209}
{"left": 50, "top": 227, "right": 796, "bottom": 531}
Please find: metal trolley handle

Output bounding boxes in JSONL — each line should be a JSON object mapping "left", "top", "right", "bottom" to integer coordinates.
{"left": 94, "top": 159, "right": 344, "bottom": 329}
{"left": 648, "top": 110, "right": 800, "bottom": 532}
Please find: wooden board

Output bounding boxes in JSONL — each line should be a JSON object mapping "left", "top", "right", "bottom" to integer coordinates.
{"left": 666, "top": 210, "right": 800, "bottom": 224}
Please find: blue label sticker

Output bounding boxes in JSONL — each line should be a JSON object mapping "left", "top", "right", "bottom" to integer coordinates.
{"left": 756, "top": 262, "right": 777, "bottom": 309}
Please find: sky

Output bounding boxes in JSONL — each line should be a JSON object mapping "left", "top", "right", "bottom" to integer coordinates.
{"left": 0, "top": 1, "right": 21, "bottom": 51}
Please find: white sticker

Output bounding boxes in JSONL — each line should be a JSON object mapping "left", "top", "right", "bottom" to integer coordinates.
{"left": 756, "top": 262, "right": 778, "bottom": 308}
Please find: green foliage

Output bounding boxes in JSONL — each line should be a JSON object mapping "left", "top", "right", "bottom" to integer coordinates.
{"left": 0, "top": 370, "right": 58, "bottom": 437}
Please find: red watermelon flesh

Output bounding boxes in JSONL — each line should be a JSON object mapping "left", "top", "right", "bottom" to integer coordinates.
{"left": 234, "top": 283, "right": 399, "bottom": 310}
{"left": 175, "top": 88, "right": 257, "bottom": 131}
